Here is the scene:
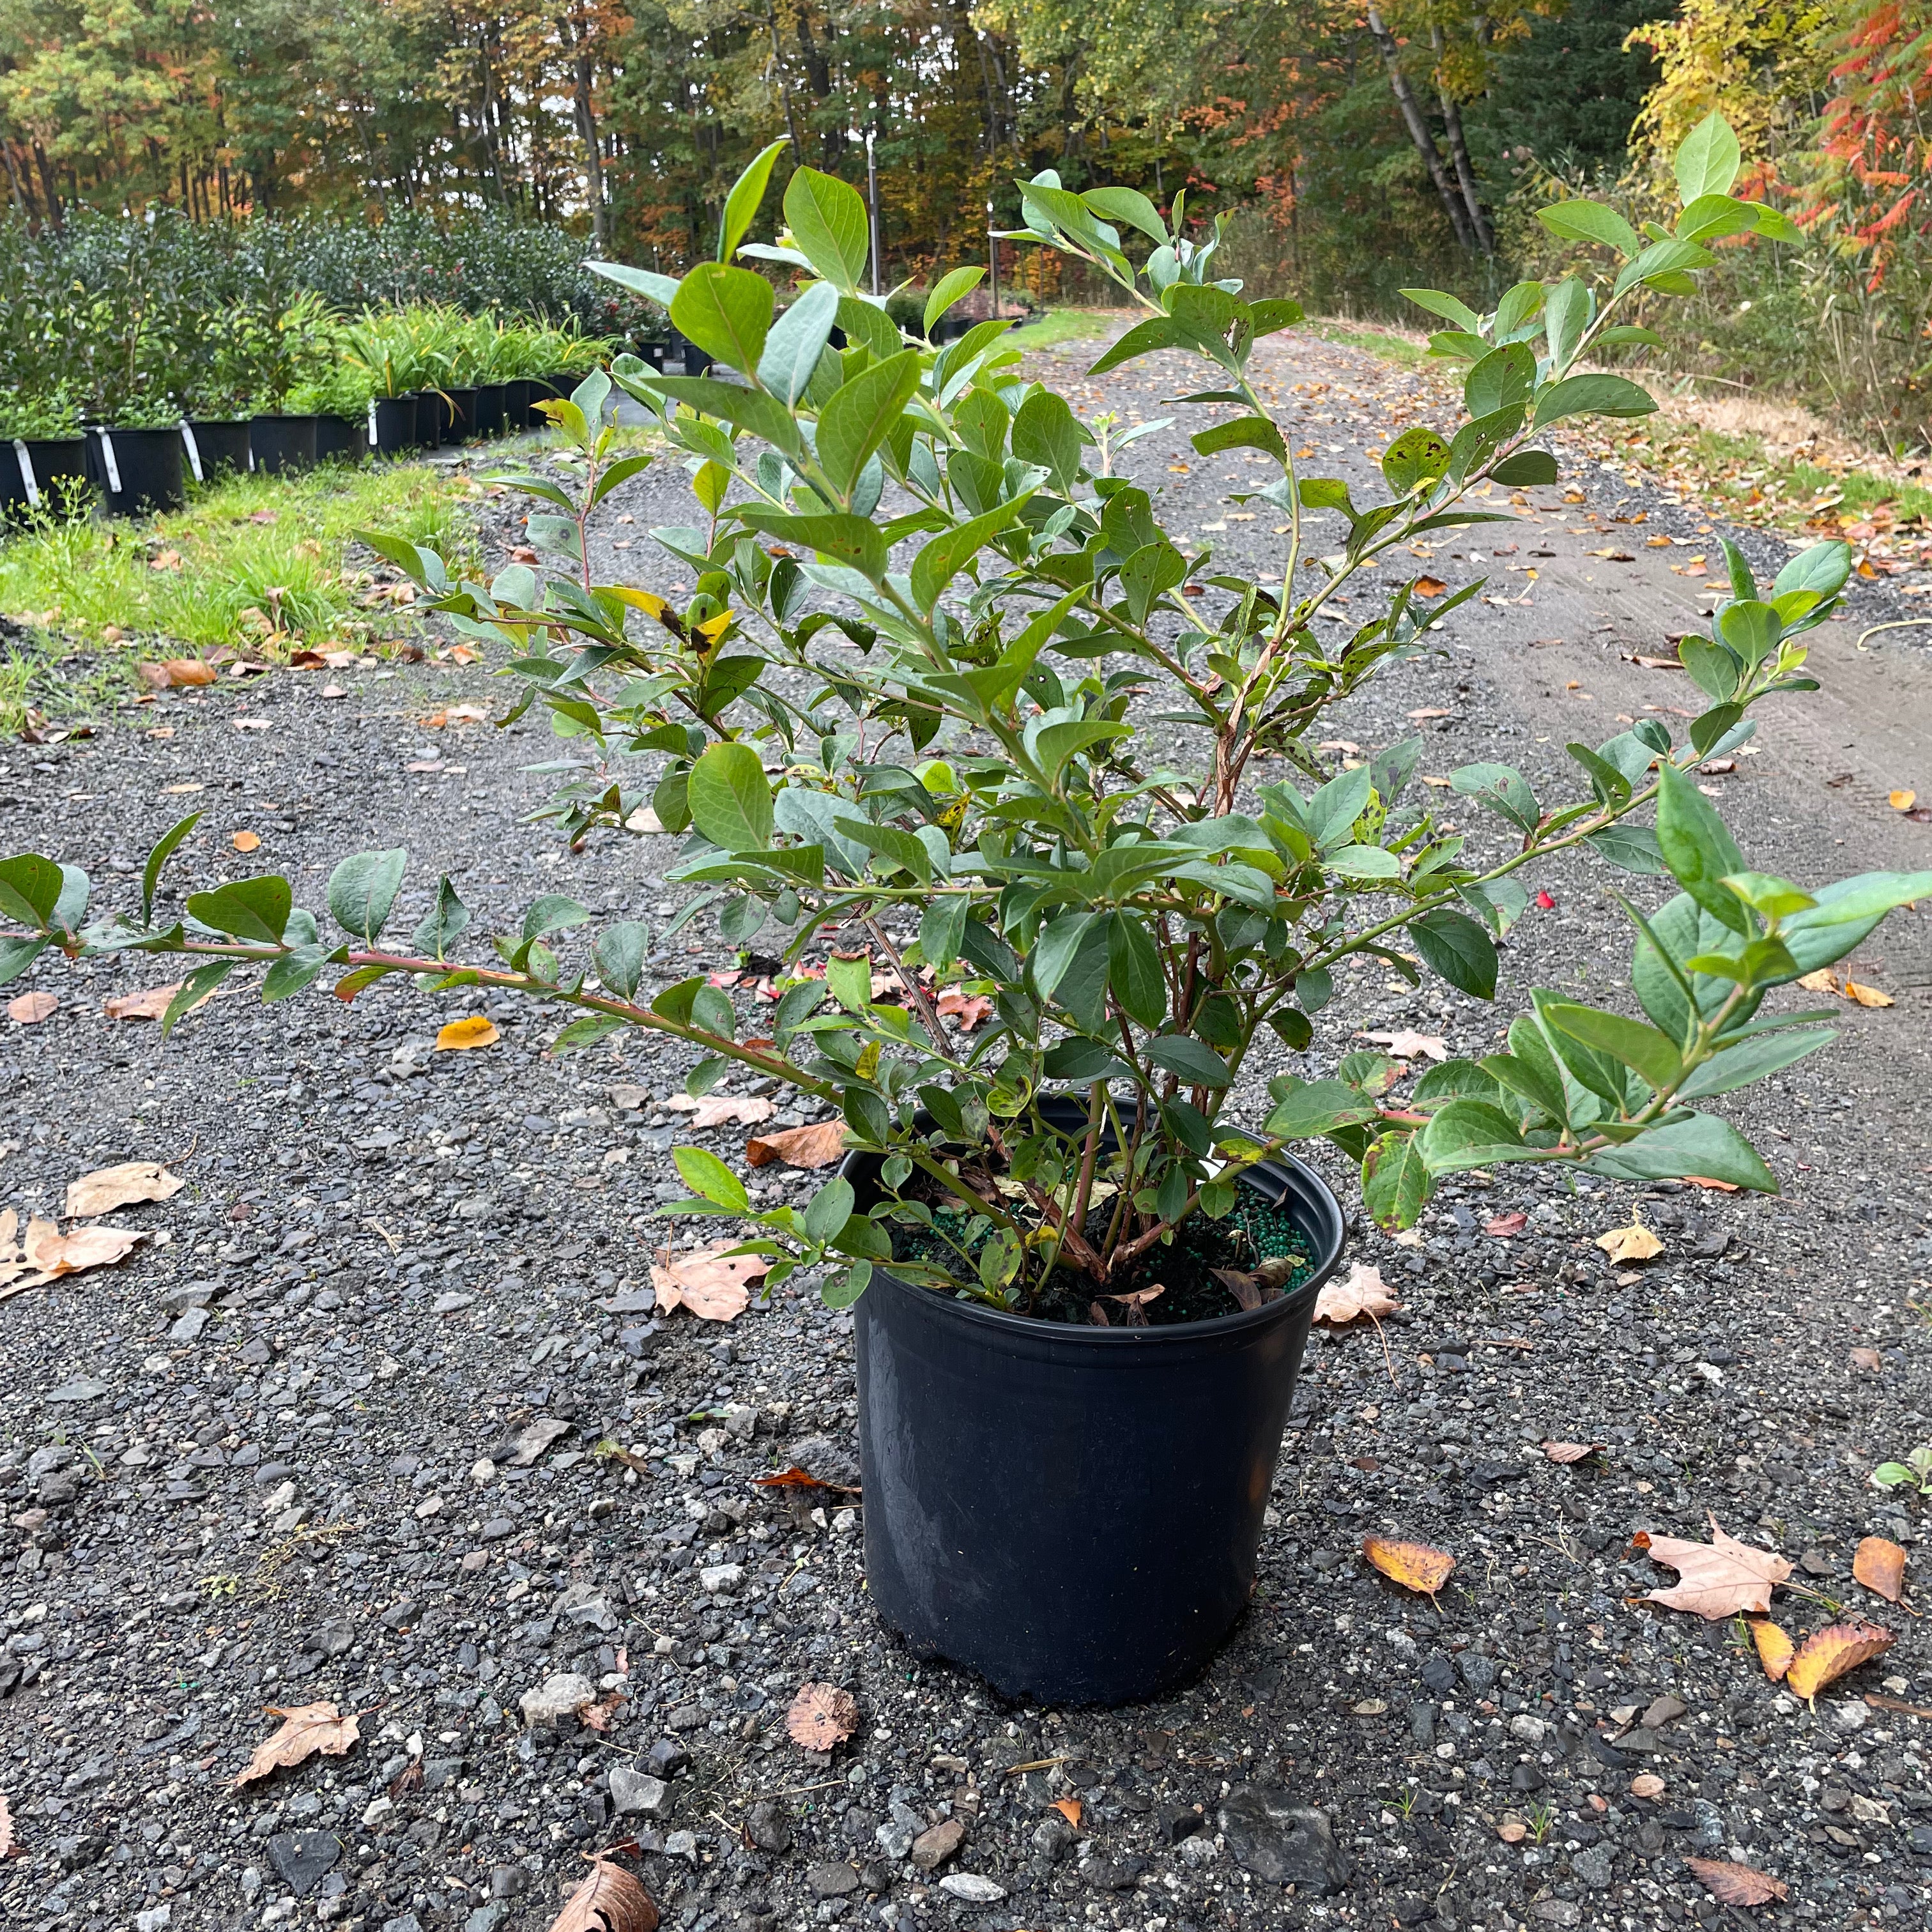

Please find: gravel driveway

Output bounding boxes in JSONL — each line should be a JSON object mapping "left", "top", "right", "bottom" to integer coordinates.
{"left": 1, "top": 328, "right": 1928, "bottom": 1932}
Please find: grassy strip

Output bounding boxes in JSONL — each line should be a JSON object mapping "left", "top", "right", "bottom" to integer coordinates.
{"left": 0, "top": 459, "right": 479, "bottom": 729}
{"left": 1308, "top": 321, "right": 1427, "bottom": 367}
{"left": 1007, "top": 307, "right": 1122, "bottom": 353}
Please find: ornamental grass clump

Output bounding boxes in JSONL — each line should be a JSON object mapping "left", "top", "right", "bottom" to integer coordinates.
{"left": 6, "top": 114, "right": 1929, "bottom": 1322}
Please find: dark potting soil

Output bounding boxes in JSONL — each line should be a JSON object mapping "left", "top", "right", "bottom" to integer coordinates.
{"left": 888, "top": 1185, "right": 1315, "bottom": 1326}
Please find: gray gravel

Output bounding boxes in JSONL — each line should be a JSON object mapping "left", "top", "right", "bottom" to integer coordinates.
{"left": 0, "top": 330, "right": 1928, "bottom": 1932}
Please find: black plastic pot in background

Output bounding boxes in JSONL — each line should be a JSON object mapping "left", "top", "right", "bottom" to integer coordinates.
{"left": 500, "top": 379, "right": 533, "bottom": 433}
{"left": 668, "top": 331, "right": 712, "bottom": 376}
{"left": 413, "top": 393, "right": 441, "bottom": 450}
{"left": 473, "top": 384, "right": 506, "bottom": 438}
{"left": 88, "top": 427, "right": 187, "bottom": 516}
{"left": 440, "top": 385, "right": 478, "bottom": 443}
{"left": 250, "top": 415, "right": 318, "bottom": 475}
{"left": 313, "top": 416, "right": 360, "bottom": 462}
{"left": 7, "top": 437, "right": 90, "bottom": 518}
{"left": 846, "top": 1100, "right": 1345, "bottom": 1705}
{"left": 183, "top": 420, "right": 253, "bottom": 479}
{"left": 370, "top": 396, "right": 415, "bottom": 454}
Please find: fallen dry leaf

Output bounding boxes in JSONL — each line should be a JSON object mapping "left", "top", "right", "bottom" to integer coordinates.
{"left": 1483, "top": 1211, "right": 1528, "bottom": 1238}
{"left": 1595, "top": 1217, "right": 1663, "bottom": 1264}
{"left": 1891, "top": 788, "right": 1919, "bottom": 811}
{"left": 1853, "top": 1535, "right": 1906, "bottom": 1604}
{"left": 1797, "top": 968, "right": 1894, "bottom": 1006}
{"left": 234, "top": 1701, "right": 360, "bottom": 1787}
{"left": 1750, "top": 1619, "right": 1795, "bottom": 1682}
{"left": 751, "top": 1464, "right": 862, "bottom": 1496}
{"left": 231, "top": 830, "right": 261, "bottom": 852}
{"left": 1630, "top": 1773, "right": 1665, "bottom": 1800}
{"left": 103, "top": 982, "right": 197, "bottom": 1022}
{"left": 1685, "top": 1857, "right": 1788, "bottom": 1907}
{"left": 546, "top": 1857, "right": 659, "bottom": 1932}
{"left": 1849, "top": 1344, "right": 1883, "bottom": 1373}
{"left": 664, "top": 1092, "right": 776, "bottom": 1128}
{"left": 1541, "top": 1440, "right": 1604, "bottom": 1464}
{"left": 934, "top": 988, "right": 993, "bottom": 1030}
{"left": 1638, "top": 1517, "right": 1791, "bottom": 1619}
{"left": 0, "top": 1790, "right": 11, "bottom": 1857}
{"left": 1784, "top": 1620, "right": 1896, "bottom": 1703}
{"left": 6, "top": 992, "right": 56, "bottom": 1023}
{"left": 1844, "top": 979, "right": 1894, "bottom": 1008}
{"left": 744, "top": 1119, "right": 847, "bottom": 1169}
{"left": 1315, "top": 1261, "right": 1401, "bottom": 1325}
{"left": 1357, "top": 1028, "right": 1449, "bottom": 1061}
{"left": 11, "top": 1218, "right": 144, "bottom": 1289}
{"left": 1361, "top": 1535, "right": 1455, "bottom": 1597}
{"left": 1413, "top": 575, "right": 1448, "bottom": 597}
{"left": 786, "top": 1681, "right": 859, "bottom": 1751}
{"left": 436, "top": 1016, "right": 500, "bottom": 1051}
{"left": 65, "top": 1161, "right": 184, "bottom": 1218}
{"left": 136, "top": 657, "right": 217, "bottom": 689}
{"left": 650, "top": 1243, "right": 768, "bottom": 1321}
{"left": 1050, "top": 1797, "right": 1082, "bottom": 1830}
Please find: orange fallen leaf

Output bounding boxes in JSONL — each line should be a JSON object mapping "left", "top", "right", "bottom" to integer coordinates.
{"left": 6, "top": 992, "right": 56, "bottom": 1023}
{"left": 1843, "top": 979, "right": 1894, "bottom": 1008}
{"left": 234, "top": 1701, "right": 360, "bottom": 1786}
{"left": 785, "top": 1681, "right": 859, "bottom": 1751}
{"left": 1315, "top": 1261, "right": 1401, "bottom": 1325}
{"left": 546, "top": 1855, "right": 659, "bottom": 1932}
{"left": 664, "top": 1092, "right": 776, "bottom": 1128}
{"left": 1891, "top": 789, "right": 1919, "bottom": 811}
{"left": 1750, "top": 1619, "right": 1795, "bottom": 1682}
{"left": 436, "top": 1016, "right": 500, "bottom": 1051}
{"left": 1852, "top": 1535, "right": 1905, "bottom": 1604}
{"left": 1361, "top": 1535, "right": 1454, "bottom": 1597}
{"left": 102, "top": 981, "right": 195, "bottom": 1022}
{"left": 231, "top": 830, "right": 261, "bottom": 852}
{"left": 1541, "top": 1441, "right": 1604, "bottom": 1464}
{"left": 1595, "top": 1217, "right": 1663, "bottom": 1264}
{"left": 1630, "top": 1773, "right": 1665, "bottom": 1799}
{"left": 1685, "top": 1857, "right": 1788, "bottom": 1907}
{"left": 1784, "top": 1620, "right": 1895, "bottom": 1702}
{"left": 649, "top": 1242, "right": 768, "bottom": 1321}
{"left": 1050, "top": 1797, "right": 1082, "bottom": 1830}
{"left": 136, "top": 657, "right": 217, "bottom": 689}
{"left": 744, "top": 1119, "right": 847, "bottom": 1169}
{"left": 1413, "top": 575, "right": 1448, "bottom": 597}
{"left": 1639, "top": 1516, "right": 1791, "bottom": 1619}
{"left": 65, "top": 1161, "right": 184, "bottom": 1217}
{"left": 1798, "top": 968, "right": 1894, "bottom": 1007}
{"left": 751, "top": 1465, "right": 862, "bottom": 1495}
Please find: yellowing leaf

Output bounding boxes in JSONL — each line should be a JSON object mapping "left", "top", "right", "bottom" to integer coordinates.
{"left": 1796, "top": 969, "right": 1838, "bottom": 993}
{"left": 696, "top": 611, "right": 733, "bottom": 641}
{"left": 1749, "top": 1618, "right": 1795, "bottom": 1682}
{"left": 1783, "top": 1620, "right": 1895, "bottom": 1702}
{"left": 1595, "top": 1216, "right": 1663, "bottom": 1264}
{"left": 231, "top": 830, "right": 261, "bottom": 852}
{"left": 1843, "top": 979, "right": 1894, "bottom": 1008}
{"left": 1852, "top": 1535, "right": 1906, "bottom": 1604}
{"left": 1361, "top": 1535, "right": 1454, "bottom": 1597}
{"left": 1891, "top": 789, "right": 1919, "bottom": 811}
{"left": 436, "top": 1016, "right": 500, "bottom": 1051}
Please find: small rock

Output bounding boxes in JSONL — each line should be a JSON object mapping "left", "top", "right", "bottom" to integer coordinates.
{"left": 433, "top": 1291, "right": 475, "bottom": 1314}
{"left": 664, "top": 1830, "right": 698, "bottom": 1862}
{"left": 464, "top": 1907, "right": 508, "bottom": 1932}
{"left": 1407, "top": 1702, "right": 1436, "bottom": 1747}
{"left": 1157, "top": 1802, "right": 1204, "bottom": 1844}
{"left": 1572, "top": 1844, "right": 1615, "bottom": 1889}
{"left": 938, "top": 1873, "right": 1008, "bottom": 1905}
{"left": 807, "top": 1862, "right": 861, "bottom": 1898}
{"left": 519, "top": 1671, "right": 595, "bottom": 1728}
{"left": 699, "top": 1563, "right": 744, "bottom": 1593}
{"left": 1533, "top": 1904, "right": 1581, "bottom": 1927}
{"left": 1180, "top": 1836, "right": 1219, "bottom": 1869}
{"left": 45, "top": 1378, "right": 110, "bottom": 1404}
{"left": 266, "top": 1830, "right": 341, "bottom": 1898}
{"left": 746, "top": 1798, "right": 792, "bottom": 1853}
{"left": 610, "top": 1768, "right": 670, "bottom": 1819}
{"left": 646, "top": 1738, "right": 690, "bottom": 1777}
{"left": 1458, "top": 1653, "right": 1496, "bottom": 1696}
{"left": 1078, "top": 1852, "right": 1149, "bottom": 1889}
{"left": 786, "top": 1433, "right": 859, "bottom": 1487}
{"left": 1217, "top": 1786, "right": 1353, "bottom": 1894}
{"left": 135, "top": 1911, "right": 170, "bottom": 1932}
{"left": 1509, "top": 1715, "right": 1547, "bottom": 1744}
{"left": 159, "top": 1282, "right": 214, "bottom": 1314}
{"left": 910, "top": 1817, "right": 966, "bottom": 1871}
{"left": 169, "top": 1305, "right": 210, "bottom": 1344}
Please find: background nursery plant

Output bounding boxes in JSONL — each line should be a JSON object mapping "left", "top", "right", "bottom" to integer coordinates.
{"left": 6, "top": 114, "right": 1929, "bottom": 1326}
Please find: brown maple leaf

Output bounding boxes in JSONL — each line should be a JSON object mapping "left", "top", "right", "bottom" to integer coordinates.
{"left": 234, "top": 1701, "right": 361, "bottom": 1786}
{"left": 65, "top": 1161, "right": 185, "bottom": 1218}
{"left": 546, "top": 1857, "right": 659, "bottom": 1932}
{"left": 1637, "top": 1517, "right": 1791, "bottom": 1620}
{"left": 649, "top": 1243, "right": 769, "bottom": 1321}
{"left": 1315, "top": 1262, "right": 1401, "bottom": 1325}
{"left": 786, "top": 1682, "right": 859, "bottom": 1751}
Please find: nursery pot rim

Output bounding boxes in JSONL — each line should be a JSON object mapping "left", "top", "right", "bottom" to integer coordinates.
{"left": 838, "top": 1108, "right": 1346, "bottom": 1349}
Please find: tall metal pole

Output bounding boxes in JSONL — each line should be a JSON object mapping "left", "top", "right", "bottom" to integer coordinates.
{"left": 987, "top": 197, "right": 999, "bottom": 325}
{"left": 867, "top": 129, "right": 882, "bottom": 296}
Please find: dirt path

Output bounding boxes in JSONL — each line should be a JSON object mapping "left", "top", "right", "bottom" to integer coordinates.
{"left": 0, "top": 331, "right": 1926, "bottom": 1932}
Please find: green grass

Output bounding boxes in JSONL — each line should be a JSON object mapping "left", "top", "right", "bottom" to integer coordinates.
{"left": 1007, "top": 307, "right": 1123, "bottom": 353}
{"left": 0, "top": 459, "right": 478, "bottom": 727}
{"left": 1308, "top": 321, "right": 1427, "bottom": 367}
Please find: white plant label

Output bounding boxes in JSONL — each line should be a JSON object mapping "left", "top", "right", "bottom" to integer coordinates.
{"left": 13, "top": 441, "right": 38, "bottom": 509}
{"left": 95, "top": 429, "right": 122, "bottom": 495}
{"left": 179, "top": 420, "right": 204, "bottom": 484}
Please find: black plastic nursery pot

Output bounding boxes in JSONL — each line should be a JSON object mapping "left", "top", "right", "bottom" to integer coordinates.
{"left": 440, "top": 386, "right": 478, "bottom": 442}
{"left": 87, "top": 427, "right": 186, "bottom": 516}
{"left": 183, "top": 419, "right": 253, "bottom": 479}
{"left": 844, "top": 1103, "right": 1346, "bottom": 1706}
{"left": 370, "top": 396, "right": 416, "bottom": 454}
{"left": 413, "top": 393, "right": 442, "bottom": 450}
{"left": 8, "top": 437, "right": 90, "bottom": 517}
{"left": 499, "top": 379, "right": 533, "bottom": 433}
{"left": 250, "top": 415, "right": 318, "bottom": 475}
{"left": 472, "top": 383, "right": 506, "bottom": 438}
{"left": 313, "top": 415, "right": 360, "bottom": 462}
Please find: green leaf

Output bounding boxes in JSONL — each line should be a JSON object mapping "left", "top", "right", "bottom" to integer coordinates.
{"left": 259, "top": 944, "right": 325, "bottom": 1001}
{"left": 1118, "top": 541, "right": 1187, "bottom": 624}
{"left": 803, "top": 1174, "right": 856, "bottom": 1245}
{"left": 593, "top": 921, "right": 652, "bottom": 999}
{"left": 1144, "top": 1034, "right": 1234, "bottom": 1087}
{"left": 825, "top": 952, "right": 873, "bottom": 1013}
{"left": 1013, "top": 388, "right": 1092, "bottom": 489}
{"left": 653, "top": 374, "right": 801, "bottom": 451}
{"left": 1784, "top": 869, "right": 1932, "bottom": 933}
{"left": 720, "top": 138, "right": 788, "bottom": 263}
{"left": 910, "top": 497, "right": 1029, "bottom": 612}
{"left": 783, "top": 166, "right": 871, "bottom": 290}
{"left": 734, "top": 507, "right": 887, "bottom": 579}
{"left": 1409, "top": 906, "right": 1499, "bottom": 1000}
{"left": 1452, "top": 761, "right": 1539, "bottom": 832}
{"left": 1086, "top": 315, "right": 1188, "bottom": 376}
{"left": 0, "top": 935, "right": 48, "bottom": 985}
{"left": 1401, "top": 287, "right": 1483, "bottom": 332}
{"left": 588, "top": 261, "right": 682, "bottom": 309}
{"left": 924, "top": 266, "right": 986, "bottom": 335}
{"left": 1464, "top": 343, "right": 1537, "bottom": 418}
{"left": 1541, "top": 1000, "right": 1682, "bottom": 1094}
{"left": 1264, "top": 1077, "right": 1376, "bottom": 1137}
{"left": 1192, "top": 414, "right": 1288, "bottom": 465}
{"left": 1676, "top": 1025, "right": 1832, "bottom": 1100}
{"left": 326, "top": 849, "right": 407, "bottom": 946}
{"left": 1587, "top": 1110, "right": 1775, "bottom": 1190}
{"left": 1325, "top": 846, "right": 1402, "bottom": 880}
{"left": 1418, "top": 1099, "right": 1537, "bottom": 1173}
{"left": 1585, "top": 824, "right": 1668, "bottom": 875}
{"left": 816, "top": 350, "right": 921, "bottom": 497}
{"left": 1655, "top": 762, "right": 1747, "bottom": 931}
{"left": 1107, "top": 911, "right": 1167, "bottom": 1029}
{"left": 670, "top": 263, "right": 774, "bottom": 376}
{"left": 1532, "top": 373, "right": 1657, "bottom": 428}
{"left": 687, "top": 742, "right": 773, "bottom": 852}
{"left": 0, "top": 854, "right": 63, "bottom": 930}
{"left": 523, "top": 894, "right": 590, "bottom": 943}
{"left": 919, "top": 895, "right": 970, "bottom": 972}
{"left": 162, "top": 958, "right": 233, "bottom": 1036}
{"left": 1381, "top": 426, "right": 1451, "bottom": 496}
{"left": 1491, "top": 449, "right": 1558, "bottom": 487}
{"left": 186, "top": 875, "right": 293, "bottom": 945}
{"left": 1362, "top": 1130, "right": 1430, "bottom": 1230}
{"left": 1675, "top": 111, "right": 1742, "bottom": 203}
{"left": 675, "top": 1145, "right": 750, "bottom": 1213}
{"left": 1082, "top": 186, "right": 1167, "bottom": 242}
{"left": 1032, "top": 910, "right": 1100, "bottom": 1000}
{"left": 1772, "top": 540, "right": 1851, "bottom": 602}
{"left": 1535, "top": 199, "right": 1642, "bottom": 257}
{"left": 141, "top": 812, "right": 200, "bottom": 926}
{"left": 1544, "top": 275, "right": 1591, "bottom": 369}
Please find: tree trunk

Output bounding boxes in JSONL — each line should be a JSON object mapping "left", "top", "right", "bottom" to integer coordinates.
{"left": 764, "top": 1, "right": 804, "bottom": 160}
{"left": 1431, "top": 24, "right": 1492, "bottom": 257}
{"left": 33, "top": 144, "right": 63, "bottom": 229}
{"left": 562, "top": 8, "right": 607, "bottom": 248}
{"left": 1363, "top": 5, "right": 1473, "bottom": 252}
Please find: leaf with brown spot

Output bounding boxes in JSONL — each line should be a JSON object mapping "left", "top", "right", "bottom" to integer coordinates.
{"left": 785, "top": 1682, "right": 859, "bottom": 1751}
{"left": 1749, "top": 1619, "right": 1795, "bottom": 1682}
{"left": 546, "top": 1857, "right": 659, "bottom": 1932}
{"left": 1595, "top": 1218, "right": 1663, "bottom": 1264}
{"left": 6, "top": 992, "right": 56, "bottom": 1024}
{"left": 744, "top": 1119, "right": 847, "bottom": 1169}
{"left": 1050, "top": 1797, "right": 1082, "bottom": 1830}
{"left": 1783, "top": 1621, "right": 1895, "bottom": 1702}
{"left": 65, "top": 1162, "right": 185, "bottom": 1218}
{"left": 234, "top": 1701, "right": 360, "bottom": 1786}
{"left": 649, "top": 1243, "right": 768, "bottom": 1321}
{"left": 1361, "top": 1536, "right": 1454, "bottom": 1597}
{"left": 1315, "top": 1261, "right": 1401, "bottom": 1325}
{"left": 1852, "top": 1535, "right": 1905, "bottom": 1604}
{"left": 436, "top": 1016, "right": 500, "bottom": 1051}
{"left": 1541, "top": 1441, "right": 1604, "bottom": 1464}
{"left": 1685, "top": 1857, "right": 1788, "bottom": 1907}
{"left": 1640, "top": 1516, "right": 1791, "bottom": 1619}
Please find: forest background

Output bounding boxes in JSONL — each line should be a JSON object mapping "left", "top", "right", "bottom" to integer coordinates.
{"left": 4, "top": 0, "right": 1932, "bottom": 451}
